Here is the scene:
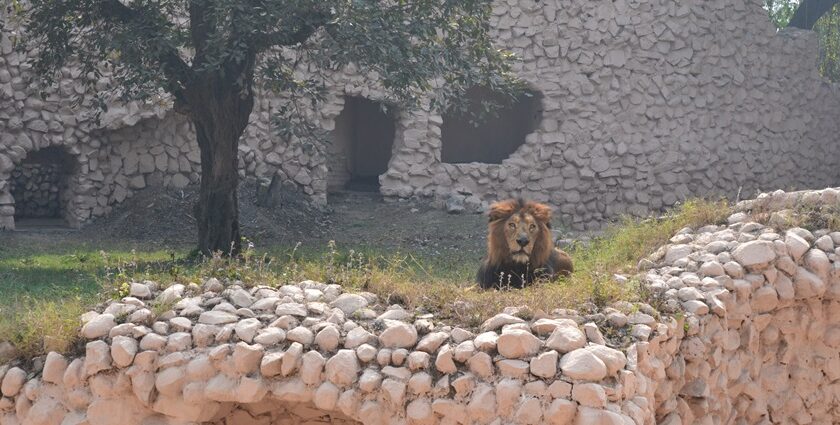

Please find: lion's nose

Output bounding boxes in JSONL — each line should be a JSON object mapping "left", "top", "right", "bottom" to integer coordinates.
{"left": 516, "top": 235, "right": 529, "bottom": 247}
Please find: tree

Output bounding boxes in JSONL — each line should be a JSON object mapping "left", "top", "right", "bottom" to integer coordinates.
{"left": 14, "top": 0, "right": 518, "bottom": 255}
{"left": 788, "top": 0, "right": 839, "bottom": 28}
{"left": 765, "top": 0, "right": 840, "bottom": 81}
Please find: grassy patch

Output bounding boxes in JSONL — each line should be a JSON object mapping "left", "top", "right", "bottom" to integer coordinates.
{"left": 0, "top": 198, "right": 731, "bottom": 360}
{"left": 0, "top": 249, "right": 178, "bottom": 361}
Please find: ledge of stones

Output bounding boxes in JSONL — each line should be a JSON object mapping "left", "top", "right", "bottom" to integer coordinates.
{"left": 0, "top": 274, "right": 674, "bottom": 425}
{"left": 636, "top": 187, "right": 840, "bottom": 424}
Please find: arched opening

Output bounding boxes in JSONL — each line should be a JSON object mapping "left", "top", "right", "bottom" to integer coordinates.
{"left": 10, "top": 146, "right": 77, "bottom": 227}
{"left": 327, "top": 96, "right": 397, "bottom": 193}
{"left": 440, "top": 86, "right": 543, "bottom": 164}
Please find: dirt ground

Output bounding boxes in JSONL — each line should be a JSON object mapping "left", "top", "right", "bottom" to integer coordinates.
{"left": 3, "top": 181, "right": 586, "bottom": 263}
{"left": 2, "top": 182, "right": 489, "bottom": 259}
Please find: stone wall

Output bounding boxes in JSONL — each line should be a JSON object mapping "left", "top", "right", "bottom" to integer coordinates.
{"left": 3, "top": 0, "right": 840, "bottom": 230}
{"left": 1, "top": 187, "right": 839, "bottom": 424}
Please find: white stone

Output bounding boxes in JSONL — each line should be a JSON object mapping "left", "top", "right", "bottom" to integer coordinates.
{"left": 42, "top": 352, "right": 68, "bottom": 384}
{"left": 110, "top": 336, "right": 138, "bottom": 368}
{"left": 129, "top": 282, "right": 153, "bottom": 299}
{"left": 253, "top": 327, "right": 285, "bottom": 346}
{"left": 732, "top": 240, "right": 776, "bottom": 268}
{"left": 325, "top": 349, "right": 359, "bottom": 386}
{"left": 434, "top": 345, "right": 457, "bottom": 374}
{"left": 81, "top": 314, "right": 117, "bottom": 339}
{"left": 474, "top": 331, "right": 499, "bottom": 352}
{"left": 416, "top": 332, "right": 449, "bottom": 353}
{"left": 572, "top": 383, "right": 607, "bottom": 407}
{"left": 545, "top": 323, "right": 587, "bottom": 353}
{"left": 1, "top": 367, "right": 26, "bottom": 397}
{"left": 530, "top": 350, "right": 559, "bottom": 378}
{"left": 85, "top": 340, "right": 112, "bottom": 375}
{"left": 287, "top": 326, "right": 315, "bottom": 345}
{"left": 330, "top": 294, "right": 368, "bottom": 315}
{"left": 497, "top": 329, "right": 542, "bottom": 359}
{"left": 198, "top": 311, "right": 239, "bottom": 325}
{"left": 300, "top": 351, "right": 326, "bottom": 385}
{"left": 379, "top": 323, "right": 418, "bottom": 348}
{"left": 467, "top": 352, "right": 494, "bottom": 378}
{"left": 560, "top": 349, "right": 608, "bottom": 381}
{"left": 586, "top": 345, "right": 627, "bottom": 375}
{"left": 785, "top": 232, "right": 810, "bottom": 262}
{"left": 546, "top": 398, "right": 577, "bottom": 425}
{"left": 480, "top": 313, "right": 525, "bottom": 331}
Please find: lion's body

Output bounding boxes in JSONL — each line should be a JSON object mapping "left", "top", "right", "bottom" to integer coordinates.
{"left": 477, "top": 199, "right": 573, "bottom": 289}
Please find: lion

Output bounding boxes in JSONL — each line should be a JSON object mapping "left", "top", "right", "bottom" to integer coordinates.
{"left": 476, "top": 198, "right": 573, "bottom": 289}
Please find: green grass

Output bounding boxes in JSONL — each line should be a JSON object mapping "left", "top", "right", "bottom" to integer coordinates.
{"left": 0, "top": 198, "right": 732, "bottom": 361}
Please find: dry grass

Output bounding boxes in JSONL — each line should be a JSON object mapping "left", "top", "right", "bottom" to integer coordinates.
{"left": 751, "top": 201, "right": 840, "bottom": 232}
{"left": 310, "top": 198, "right": 733, "bottom": 327}
{"left": 0, "top": 198, "right": 732, "bottom": 360}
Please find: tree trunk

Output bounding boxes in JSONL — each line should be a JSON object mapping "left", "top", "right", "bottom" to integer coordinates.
{"left": 789, "top": 0, "right": 840, "bottom": 29}
{"left": 187, "top": 65, "right": 255, "bottom": 256}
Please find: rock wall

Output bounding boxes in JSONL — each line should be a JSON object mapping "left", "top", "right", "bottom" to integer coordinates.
{"left": 1, "top": 187, "right": 839, "bottom": 424}
{"left": 3, "top": 0, "right": 840, "bottom": 231}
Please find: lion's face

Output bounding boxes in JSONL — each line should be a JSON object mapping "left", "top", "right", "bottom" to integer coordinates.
{"left": 502, "top": 212, "right": 541, "bottom": 263}
{"left": 487, "top": 199, "right": 553, "bottom": 267}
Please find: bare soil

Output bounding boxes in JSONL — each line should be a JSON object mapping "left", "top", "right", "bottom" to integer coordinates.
{"left": 3, "top": 182, "right": 497, "bottom": 262}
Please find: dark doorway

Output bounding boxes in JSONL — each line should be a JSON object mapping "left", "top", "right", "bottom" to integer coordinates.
{"left": 328, "top": 97, "right": 397, "bottom": 192}
{"left": 10, "top": 147, "right": 76, "bottom": 226}
{"left": 441, "top": 87, "right": 542, "bottom": 164}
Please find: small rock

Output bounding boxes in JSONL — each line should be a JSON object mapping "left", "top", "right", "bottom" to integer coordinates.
{"left": 129, "top": 283, "right": 153, "bottom": 299}
{"left": 497, "top": 330, "right": 542, "bottom": 359}
{"left": 732, "top": 240, "right": 776, "bottom": 269}
{"left": 480, "top": 313, "right": 525, "bottom": 332}
{"left": 379, "top": 323, "right": 419, "bottom": 348}
{"left": 198, "top": 311, "right": 239, "bottom": 325}
{"left": 325, "top": 350, "right": 359, "bottom": 386}
{"left": 287, "top": 326, "right": 315, "bottom": 345}
{"left": 81, "top": 314, "right": 117, "bottom": 339}
{"left": 315, "top": 326, "right": 341, "bottom": 352}
{"left": 545, "top": 324, "right": 586, "bottom": 353}
{"left": 1, "top": 367, "right": 26, "bottom": 397}
{"left": 110, "top": 336, "right": 138, "bottom": 368}
{"left": 330, "top": 294, "right": 368, "bottom": 315}
{"left": 560, "top": 349, "right": 607, "bottom": 381}
{"left": 530, "top": 350, "right": 559, "bottom": 378}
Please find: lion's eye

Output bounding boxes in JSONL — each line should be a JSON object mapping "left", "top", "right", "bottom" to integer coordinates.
{"left": 508, "top": 222, "right": 516, "bottom": 229}
{"left": 529, "top": 224, "right": 537, "bottom": 231}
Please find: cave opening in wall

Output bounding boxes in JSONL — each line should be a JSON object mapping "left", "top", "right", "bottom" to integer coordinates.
{"left": 327, "top": 96, "right": 397, "bottom": 193}
{"left": 10, "top": 146, "right": 77, "bottom": 227}
{"left": 441, "top": 86, "right": 543, "bottom": 164}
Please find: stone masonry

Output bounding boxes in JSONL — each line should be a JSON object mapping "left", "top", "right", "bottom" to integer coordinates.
{"left": 1, "top": 187, "right": 839, "bottom": 424}
{"left": 3, "top": 0, "right": 840, "bottom": 231}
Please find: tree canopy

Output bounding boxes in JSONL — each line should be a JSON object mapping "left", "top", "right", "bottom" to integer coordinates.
{"left": 14, "top": 0, "right": 520, "bottom": 255}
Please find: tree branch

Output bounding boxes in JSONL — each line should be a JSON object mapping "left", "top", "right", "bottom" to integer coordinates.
{"left": 253, "top": 12, "right": 330, "bottom": 51}
{"left": 788, "top": 0, "right": 840, "bottom": 29}
{"left": 100, "top": 0, "right": 193, "bottom": 102}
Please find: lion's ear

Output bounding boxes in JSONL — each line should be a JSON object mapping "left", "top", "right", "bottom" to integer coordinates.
{"left": 528, "top": 202, "right": 552, "bottom": 223}
{"left": 488, "top": 199, "right": 517, "bottom": 222}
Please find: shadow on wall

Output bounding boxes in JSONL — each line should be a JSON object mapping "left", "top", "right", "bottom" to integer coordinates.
{"left": 441, "top": 86, "right": 543, "bottom": 164}
{"left": 9, "top": 146, "right": 78, "bottom": 227}
{"left": 327, "top": 96, "right": 397, "bottom": 193}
